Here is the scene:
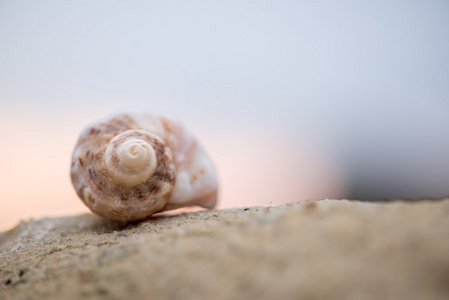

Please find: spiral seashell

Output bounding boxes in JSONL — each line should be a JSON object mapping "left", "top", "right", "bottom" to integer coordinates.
{"left": 70, "top": 108, "right": 218, "bottom": 221}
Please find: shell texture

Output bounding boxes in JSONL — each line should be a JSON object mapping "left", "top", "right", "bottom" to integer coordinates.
{"left": 70, "top": 108, "right": 218, "bottom": 221}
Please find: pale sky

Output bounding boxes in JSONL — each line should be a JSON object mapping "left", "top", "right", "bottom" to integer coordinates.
{"left": 1, "top": 0, "right": 448, "bottom": 230}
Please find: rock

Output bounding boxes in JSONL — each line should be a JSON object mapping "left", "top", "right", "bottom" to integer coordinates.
{"left": 1, "top": 199, "right": 449, "bottom": 300}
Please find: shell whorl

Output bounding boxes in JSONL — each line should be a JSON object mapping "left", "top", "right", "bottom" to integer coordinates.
{"left": 71, "top": 124, "right": 176, "bottom": 221}
{"left": 71, "top": 108, "right": 219, "bottom": 222}
{"left": 104, "top": 130, "right": 159, "bottom": 187}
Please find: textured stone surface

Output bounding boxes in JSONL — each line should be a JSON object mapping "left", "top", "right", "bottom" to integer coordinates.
{"left": 1, "top": 199, "right": 449, "bottom": 300}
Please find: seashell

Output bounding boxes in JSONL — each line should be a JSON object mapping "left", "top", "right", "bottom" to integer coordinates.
{"left": 70, "top": 107, "right": 218, "bottom": 221}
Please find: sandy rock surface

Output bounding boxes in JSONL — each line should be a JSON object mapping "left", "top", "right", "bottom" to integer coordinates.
{"left": 1, "top": 199, "right": 449, "bottom": 300}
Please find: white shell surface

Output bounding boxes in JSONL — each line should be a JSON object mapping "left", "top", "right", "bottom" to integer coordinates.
{"left": 71, "top": 107, "right": 218, "bottom": 221}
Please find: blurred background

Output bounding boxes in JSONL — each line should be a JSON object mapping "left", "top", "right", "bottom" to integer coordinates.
{"left": 1, "top": 0, "right": 448, "bottom": 231}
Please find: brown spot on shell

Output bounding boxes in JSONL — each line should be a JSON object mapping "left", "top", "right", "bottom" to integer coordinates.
{"left": 152, "top": 171, "right": 166, "bottom": 181}
{"left": 88, "top": 168, "right": 97, "bottom": 180}
{"left": 190, "top": 174, "right": 198, "bottom": 184}
{"left": 89, "top": 128, "right": 101, "bottom": 135}
{"left": 85, "top": 193, "right": 96, "bottom": 206}
{"left": 136, "top": 187, "right": 144, "bottom": 199}
{"left": 146, "top": 181, "right": 160, "bottom": 194}
{"left": 102, "top": 117, "right": 136, "bottom": 135}
{"left": 120, "top": 193, "right": 128, "bottom": 201}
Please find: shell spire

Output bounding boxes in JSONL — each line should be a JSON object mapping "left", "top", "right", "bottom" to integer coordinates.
{"left": 70, "top": 108, "right": 218, "bottom": 221}
{"left": 104, "top": 130, "right": 162, "bottom": 187}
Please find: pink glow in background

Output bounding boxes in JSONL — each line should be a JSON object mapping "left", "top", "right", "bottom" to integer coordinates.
{"left": 0, "top": 108, "right": 346, "bottom": 231}
{"left": 1, "top": 1, "right": 449, "bottom": 231}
